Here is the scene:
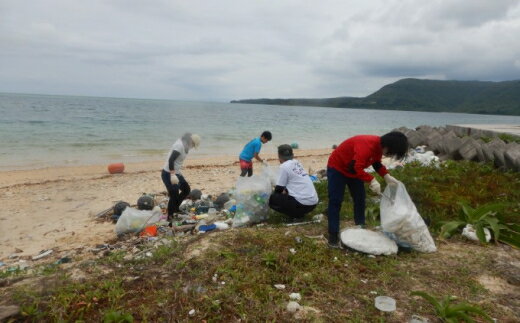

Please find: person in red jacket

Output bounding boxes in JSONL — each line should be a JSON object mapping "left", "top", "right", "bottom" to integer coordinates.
{"left": 327, "top": 131, "right": 408, "bottom": 247}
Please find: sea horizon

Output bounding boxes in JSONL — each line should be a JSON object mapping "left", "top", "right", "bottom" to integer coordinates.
{"left": 1, "top": 92, "right": 519, "bottom": 171}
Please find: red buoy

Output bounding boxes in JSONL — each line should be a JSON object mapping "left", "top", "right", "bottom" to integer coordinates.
{"left": 108, "top": 163, "right": 125, "bottom": 174}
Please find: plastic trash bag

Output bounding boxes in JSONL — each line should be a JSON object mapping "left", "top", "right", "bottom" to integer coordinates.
{"left": 115, "top": 206, "right": 162, "bottom": 235}
{"left": 462, "top": 224, "right": 491, "bottom": 242}
{"left": 380, "top": 182, "right": 437, "bottom": 253}
{"left": 263, "top": 164, "right": 280, "bottom": 186}
{"left": 340, "top": 228, "right": 398, "bottom": 255}
{"left": 232, "top": 170, "right": 272, "bottom": 227}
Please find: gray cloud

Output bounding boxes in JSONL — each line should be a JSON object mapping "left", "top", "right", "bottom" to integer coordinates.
{"left": 0, "top": 0, "right": 519, "bottom": 100}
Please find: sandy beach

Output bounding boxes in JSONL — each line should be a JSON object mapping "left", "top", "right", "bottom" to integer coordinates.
{"left": 0, "top": 148, "right": 332, "bottom": 260}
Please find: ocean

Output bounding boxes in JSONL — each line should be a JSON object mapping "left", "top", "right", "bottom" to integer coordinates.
{"left": 1, "top": 92, "right": 519, "bottom": 171}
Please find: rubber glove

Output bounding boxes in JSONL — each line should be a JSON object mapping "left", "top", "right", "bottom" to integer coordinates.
{"left": 369, "top": 178, "right": 381, "bottom": 195}
{"left": 171, "top": 173, "right": 179, "bottom": 185}
{"left": 384, "top": 174, "right": 399, "bottom": 186}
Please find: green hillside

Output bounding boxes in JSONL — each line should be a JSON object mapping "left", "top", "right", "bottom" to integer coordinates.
{"left": 231, "top": 78, "right": 520, "bottom": 115}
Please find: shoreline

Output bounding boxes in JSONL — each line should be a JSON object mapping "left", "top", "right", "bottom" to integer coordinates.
{"left": 0, "top": 148, "right": 332, "bottom": 260}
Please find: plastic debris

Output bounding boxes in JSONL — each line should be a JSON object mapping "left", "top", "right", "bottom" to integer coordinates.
{"left": 340, "top": 228, "right": 398, "bottom": 255}
{"left": 462, "top": 224, "right": 491, "bottom": 242}
{"left": 286, "top": 301, "right": 302, "bottom": 313}
{"left": 289, "top": 248, "right": 297, "bottom": 255}
{"left": 54, "top": 257, "right": 72, "bottom": 265}
{"left": 198, "top": 224, "right": 217, "bottom": 232}
{"left": 289, "top": 293, "right": 302, "bottom": 301}
{"left": 232, "top": 170, "right": 272, "bottom": 227}
{"left": 294, "top": 236, "right": 303, "bottom": 244}
{"left": 381, "top": 182, "right": 437, "bottom": 253}
{"left": 409, "top": 315, "right": 429, "bottom": 323}
{"left": 274, "top": 284, "right": 286, "bottom": 290}
{"left": 188, "top": 309, "right": 196, "bottom": 316}
{"left": 375, "top": 296, "right": 396, "bottom": 312}
{"left": 115, "top": 206, "right": 162, "bottom": 235}
{"left": 32, "top": 249, "right": 53, "bottom": 260}
{"left": 213, "top": 222, "right": 230, "bottom": 230}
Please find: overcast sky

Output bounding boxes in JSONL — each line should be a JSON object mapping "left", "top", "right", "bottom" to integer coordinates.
{"left": 1, "top": 0, "right": 519, "bottom": 101}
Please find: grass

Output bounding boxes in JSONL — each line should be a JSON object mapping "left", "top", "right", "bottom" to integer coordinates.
{"left": 3, "top": 160, "right": 520, "bottom": 321}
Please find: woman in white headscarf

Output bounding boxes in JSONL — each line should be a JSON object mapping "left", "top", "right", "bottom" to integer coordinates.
{"left": 161, "top": 132, "right": 201, "bottom": 222}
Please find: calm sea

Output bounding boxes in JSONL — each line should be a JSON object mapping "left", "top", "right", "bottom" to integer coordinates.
{"left": 1, "top": 93, "right": 519, "bottom": 170}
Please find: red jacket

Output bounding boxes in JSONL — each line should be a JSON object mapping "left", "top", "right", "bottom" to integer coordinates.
{"left": 327, "top": 135, "right": 388, "bottom": 182}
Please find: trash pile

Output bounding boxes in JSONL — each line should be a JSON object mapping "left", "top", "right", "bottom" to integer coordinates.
{"left": 93, "top": 165, "right": 282, "bottom": 241}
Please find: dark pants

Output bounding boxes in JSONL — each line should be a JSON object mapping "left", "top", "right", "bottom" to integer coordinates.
{"left": 161, "top": 170, "right": 191, "bottom": 217}
{"left": 240, "top": 168, "right": 253, "bottom": 177}
{"left": 269, "top": 193, "right": 316, "bottom": 220}
{"left": 327, "top": 167, "right": 366, "bottom": 235}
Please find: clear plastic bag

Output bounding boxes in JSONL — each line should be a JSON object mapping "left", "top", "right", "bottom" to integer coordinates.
{"left": 380, "top": 182, "right": 437, "bottom": 253}
{"left": 232, "top": 169, "right": 272, "bottom": 227}
{"left": 115, "top": 206, "right": 162, "bottom": 235}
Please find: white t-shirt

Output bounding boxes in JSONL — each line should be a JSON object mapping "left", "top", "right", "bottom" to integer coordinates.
{"left": 277, "top": 159, "right": 319, "bottom": 206}
{"left": 163, "top": 139, "right": 188, "bottom": 174}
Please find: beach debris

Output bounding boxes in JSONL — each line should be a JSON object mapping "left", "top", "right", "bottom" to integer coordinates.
{"left": 32, "top": 249, "right": 53, "bottom": 260}
{"left": 137, "top": 194, "right": 155, "bottom": 210}
{"left": 274, "top": 284, "right": 286, "bottom": 290}
{"left": 462, "top": 224, "right": 491, "bottom": 242}
{"left": 375, "top": 296, "right": 396, "bottom": 312}
{"left": 409, "top": 315, "right": 429, "bottom": 323}
{"left": 294, "top": 236, "right": 303, "bottom": 244}
{"left": 232, "top": 171, "right": 272, "bottom": 227}
{"left": 188, "top": 189, "right": 202, "bottom": 200}
{"left": 291, "top": 142, "right": 299, "bottom": 149}
{"left": 289, "top": 293, "right": 302, "bottom": 301}
{"left": 14, "top": 248, "right": 23, "bottom": 253}
{"left": 107, "top": 162, "right": 125, "bottom": 174}
{"left": 289, "top": 248, "right": 297, "bottom": 255}
{"left": 340, "top": 228, "right": 398, "bottom": 255}
{"left": 198, "top": 224, "right": 217, "bottom": 232}
{"left": 188, "top": 309, "right": 196, "bottom": 316}
{"left": 139, "top": 225, "right": 158, "bottom": 237}
{"left": 54, "top": 256, "right": 72, "bottom": 265}
{"left": 115, "top": 206, "right": 162, "bottom": 235}
{"left": 112, "top": 201, "right": 130, "bottom": 222}
{"left": 381, "top": 182, "right": 437, "bottom": 253}
{"left": 286, "top": 301, "right": 302, "bottom": 313}
{"left": 214, "top": 193, "right": 230, "bottom": 209}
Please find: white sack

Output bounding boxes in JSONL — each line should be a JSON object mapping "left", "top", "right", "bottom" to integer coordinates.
{"left": 340, "top": 228, "right": 398, "bottom": 255}
{"left": 380, "top": 182, "right": 437, "bottom": 253}
{"left": 115, "top": 206, "right": 162, "bottom": 235}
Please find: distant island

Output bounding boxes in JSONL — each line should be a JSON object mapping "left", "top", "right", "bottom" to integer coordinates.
{"left": 231, "top": 78, "right": 520, "bottom": 116}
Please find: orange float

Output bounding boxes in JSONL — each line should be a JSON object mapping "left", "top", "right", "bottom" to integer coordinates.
{"left": 108, "top": 162, "right": 125, "bottom": 174}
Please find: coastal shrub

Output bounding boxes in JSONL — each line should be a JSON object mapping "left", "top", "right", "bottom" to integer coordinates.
{"left": 439, "top": 202, "right": 520, "bottom": 248}
{"left": 411, "top": 291, "right": 493, "bottom": 322}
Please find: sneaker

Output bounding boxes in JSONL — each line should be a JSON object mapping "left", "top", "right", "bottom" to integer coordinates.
{"left": 328, "top": 233, "right": 342, "bottom": 249}
{"left": 328, "top": 241, "right": 342, "bottom": 249}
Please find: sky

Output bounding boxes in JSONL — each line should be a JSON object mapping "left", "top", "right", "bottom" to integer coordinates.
{"left": 1, "top": 0, "right": 520, "bottom": 101}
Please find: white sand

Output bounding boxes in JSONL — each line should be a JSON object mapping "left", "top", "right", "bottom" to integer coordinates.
{"left": 0, "top": 149, "right": 331, "bottom": 260}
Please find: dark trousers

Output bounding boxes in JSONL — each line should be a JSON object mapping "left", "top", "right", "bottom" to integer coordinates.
{"left": 161, "top": 170, "right": 191, "bottom": 216}
{"left": 269, "top": 193, "right": 316, "bottom": 219}
{"left": 327, "top": 167, "right": 366, "bottom": 235}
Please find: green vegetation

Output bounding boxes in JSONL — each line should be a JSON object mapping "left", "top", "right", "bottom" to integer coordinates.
{"left": 440, "top": 202, "right": 520, "bottom": 247}
{"left": 4, "top": 161, "right": 520, "bottom": 321}
{"left": 411, "top": 291, "right": 493, "bottom": 322}
{"left": 232, "top": 78, "right": 520, "bottom": 116}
